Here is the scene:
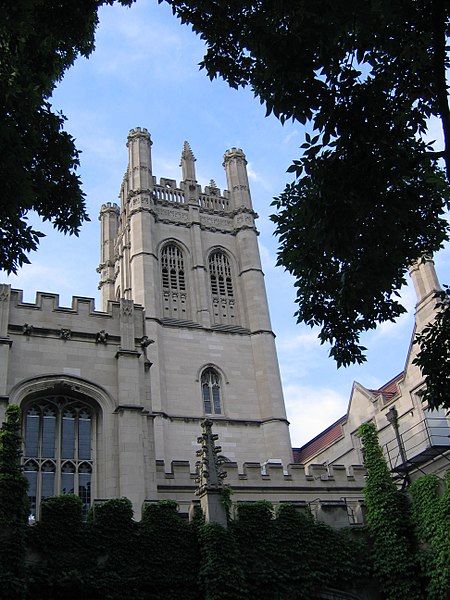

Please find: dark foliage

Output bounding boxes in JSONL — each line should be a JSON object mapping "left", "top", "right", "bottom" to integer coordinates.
{"left": 359, "top": 422, "right": 423, "bottom": 599}
{"left": 0, "top": 405, "right": 29, "bottom": 599}
{"left": 163, "top": 0, "right": 450, "bottom": 407}
{"left": 414, "top": 286, "right": 450, "bottom": 410}
{"left": 0, "top": 0, "right": 133, "bottom": 273}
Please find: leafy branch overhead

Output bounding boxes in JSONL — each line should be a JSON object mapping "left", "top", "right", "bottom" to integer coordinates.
{"left": 0, "top": 0, "right": 133, "bottom": 274}
{"left": 163, "top": 0, "right": 450, "bottom": 379}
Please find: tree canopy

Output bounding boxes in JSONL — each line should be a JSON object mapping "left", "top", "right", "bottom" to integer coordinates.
{"left": 0, "top": 0, "right": 132, "bottom": 274}
{"left": 163, "top": 0, "right": 450, "bottom": 407}
{"left": 2, "top": 0, "right": 450, "bottom": 408}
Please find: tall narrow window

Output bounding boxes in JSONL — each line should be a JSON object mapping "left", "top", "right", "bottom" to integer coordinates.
{"left": 209, "top": 251, "right": 236, "bottom": 325}
{"left": 23, "top": 396, "right": 95, "bottom": 518}
{"left": 161, "top": 244, "right": 187, "bottom": 318}
{"left": 201, "top": 368, "right": 222, "bottom": 415}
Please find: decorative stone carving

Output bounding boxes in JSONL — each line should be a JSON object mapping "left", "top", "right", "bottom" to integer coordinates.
{"left": 22, "top": 323, "right": 34, "bottom": 337}
{"left": 59, "top": 328, "right": 71, "bottom": 341}
{"left": 96, "top": 330, "right": 109, "bottom": 344}
{"left": 195, "top": 419, "right": 227, "bottom": 495}
{"left": 200, "top": 214, "right": 234, "bottom": 231}
{"left": 140, "top": 336, "right": 154, "bottom": 349}
{"left": 154, "top": 206, "right": 190, "bottom": 223}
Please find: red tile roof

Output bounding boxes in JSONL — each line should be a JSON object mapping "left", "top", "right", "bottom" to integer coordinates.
{"left": 293, "top": 417, "right": 345, "bottom": 463}
{"left": 368, "top": 372, "right": 402, "bottom": 403}
{"left": 291, "top": 372, "right": 404, "bottom": 463}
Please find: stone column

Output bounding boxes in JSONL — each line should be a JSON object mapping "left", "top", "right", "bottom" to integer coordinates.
{"left": 409, "top": 257, "right": 441, "bottom": 330}
{"left": 98, "top": 203, "right": 119, "bottom": 310}
{"left": 115, "top": 299, "right": 155, "bottom": 516}
{"left": 0, "top": 285, "right": 12, "bottom": 400}
{"left": 195, "top": 419, "right": 228, "bottom": 528}
{"left": 125, "top": 128, "right": 158, "bottom": 313}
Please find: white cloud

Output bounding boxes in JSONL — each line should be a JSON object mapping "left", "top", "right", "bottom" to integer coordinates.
{"left": 247, "top": 162, "right": 273, "bottom": 191}
{"left": 278, "top": 329, "right": 321, "bottom": 352}
{"left": 373, "top": 282, "right": 416, "bottom": 340}
{"left": 282, "top": 130, "right": 300, "bottom": 145}
{"left": 284, "top": 384, "right": 348, "bottom": 447}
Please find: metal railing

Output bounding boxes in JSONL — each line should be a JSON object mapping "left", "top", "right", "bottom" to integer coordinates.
{"left": 383, "top": 416, "right": 450, "bottom": 472}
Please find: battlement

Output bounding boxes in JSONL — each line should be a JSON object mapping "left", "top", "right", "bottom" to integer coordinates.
{"left": 100, "top": 202, "right": 120, "bottom": 214}
{"left": 127, "top": 127, "right": 150, "bottom": 140}
{"left": 223, "top": 147, "right": 247, "bottom": 163}
{"left": 7, "top": 288, "right": 125, "bottom": 316}
{"left": 153, "top": 177, "right": 231, "bottom": 212}
{"left": 2, "top": 287, "right": 146, "bottom": 342}
{"left": 156, "top": 459, "right": 367, "bottom": 490}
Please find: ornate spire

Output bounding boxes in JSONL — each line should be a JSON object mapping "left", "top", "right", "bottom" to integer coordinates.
{"left": 195, "top": 419, "right": 227, "bottom": 495}
{"left": 181, "top": 140, "right": 196, "bottom": 162}
{"left": 180, "top": 141, "right": 196, "bottom": 181}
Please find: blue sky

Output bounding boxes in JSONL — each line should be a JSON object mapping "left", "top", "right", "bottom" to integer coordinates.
{"left": 2, "top": 0, "right": 449, "bottom": 447}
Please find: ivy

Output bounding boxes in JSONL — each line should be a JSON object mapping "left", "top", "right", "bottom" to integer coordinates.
{"left": 232, "top": 501, "right": 277, "bottom": 599}
{"left": 409, "top": 473, "right": 450, "bottom": 599}
{"left": 90, "top": 497, "right": 140, "bottom": 600}
{"left": 140, "top": 500, "right": 200, "bottom": 599}
{"left": 0, "top": 405, "right": 29, "bottom": 599}
{"left": 199, "top": 522, "right": 247, "bottom": 600}
{"left": 359, "top": 422, "right": 423, "bottom": 600}
{"left": 1, "top": 470, "right": 448, "bottom": 598}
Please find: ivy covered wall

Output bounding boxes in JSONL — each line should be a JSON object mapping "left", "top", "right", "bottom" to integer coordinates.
{"left": 2, "top": 496, "right": 374, "bottom": 600}
{"left": 0, "top": 407, "right": 449, "bottom": 599}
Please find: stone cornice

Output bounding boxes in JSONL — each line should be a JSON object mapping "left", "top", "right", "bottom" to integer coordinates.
{"left": 150, "top": 412, "right": 289, "bottom": 427}
{"left": 115, "top": 349, "right": 141, "bottom": 359}
{"left": 114, "top": 404, "right": 147, "bottom": 413}
{"left": 8, "top": 324, "right": 122, "bottom": 345}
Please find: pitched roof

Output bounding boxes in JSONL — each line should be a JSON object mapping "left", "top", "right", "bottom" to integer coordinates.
{"left": 292, "top": 372, "right": 404, "bottom": 464}
{"left": 293, "top": 416, "right": 346, "bottom": 464}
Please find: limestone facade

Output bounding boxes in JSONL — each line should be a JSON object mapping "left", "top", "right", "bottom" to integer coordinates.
{"left": 295, "top": 257, "right": 450, "bottom": 483}
{"left": 2, "top": 129, "right": 447, "bottom": 525}
{"left": 0, "top": 129, "right": 300, "bottom": 519}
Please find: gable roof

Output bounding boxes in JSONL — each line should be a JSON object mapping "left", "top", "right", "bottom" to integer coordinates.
{"left": 292, "top": 372, "right": 404, "bottom": 464}
{"left": 293, "top": 416, "right": 346, "bottom": 463}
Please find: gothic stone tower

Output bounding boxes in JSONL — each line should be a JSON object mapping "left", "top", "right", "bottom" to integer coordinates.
{"left": 98, "top": 128, "right": 293, "bottom": 469}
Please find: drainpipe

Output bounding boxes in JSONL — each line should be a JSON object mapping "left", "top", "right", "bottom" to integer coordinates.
{"left": 386, "top": 406, "right": 410, "bottom": 483}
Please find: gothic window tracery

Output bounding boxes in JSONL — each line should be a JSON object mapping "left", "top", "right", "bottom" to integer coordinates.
{"left": 161, "top": 243, "right": 187, "bottom": 318}
{"left": 209, "top": 251, "right": 236, "bottom": 325}
{"left": 23, "top": 395, "right": 94, "bottom": 518}
{"left": 201, "top": 368, "right": 222, "bottom": 415}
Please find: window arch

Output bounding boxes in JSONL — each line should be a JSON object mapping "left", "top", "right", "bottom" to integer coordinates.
{"left": 209, "top": 250, "right": 236, "bottom": 325}
{"left": 23, "top": 395, "right": 95, "bottom": 518}
{"left": 201, "top": 368, "right": 222, "bottom": 415}
{"left": 161, "top": 243, "right": 187, "bottom": 318}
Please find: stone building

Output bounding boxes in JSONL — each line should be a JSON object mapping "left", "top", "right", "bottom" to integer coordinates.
{"left": 1, "top": 128, "right": 447, "bottom": 526}
{"left": 0, "top": 128, "right": 311, "bottom": 520}
{"left": 295, "top": 257, "right": 450, "bottom": 485}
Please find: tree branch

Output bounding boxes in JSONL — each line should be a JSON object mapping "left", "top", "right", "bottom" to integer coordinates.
{"left": 432, "top": 0, "right": 450, "bottom": 181}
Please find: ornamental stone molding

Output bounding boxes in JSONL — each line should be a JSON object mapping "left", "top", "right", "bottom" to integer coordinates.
{"left": 8, "top": 374, "right": 116, "bottom": 413}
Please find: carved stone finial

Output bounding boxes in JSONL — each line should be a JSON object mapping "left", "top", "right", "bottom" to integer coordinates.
{"left": 195, "top": 419, "right": 227, "bottom": 496}
{"left": 181, "top": 141, "right": 196, "bottom": 162}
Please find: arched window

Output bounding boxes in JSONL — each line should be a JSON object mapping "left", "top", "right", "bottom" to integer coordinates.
{"left": 209, "top": 251, "right": 235, "bottom": 325}
{"left": 23, "top": 395, "right": 94, "bottom": 518}
{"left": 161, "top": 244, "right": 187, "bottom": 318}
{"left": 201, "top": 368, "right": 222, "bottom": 415}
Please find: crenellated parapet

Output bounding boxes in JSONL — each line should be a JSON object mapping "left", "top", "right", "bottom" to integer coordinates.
{"left": 156, "top": 459, "right": 367, "bottom": 526}
{"left": 5, "top": 288, "right": 145, "bottom": 345}
{"left": 157, "top": 459, "right": 366, "bottom": 490}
